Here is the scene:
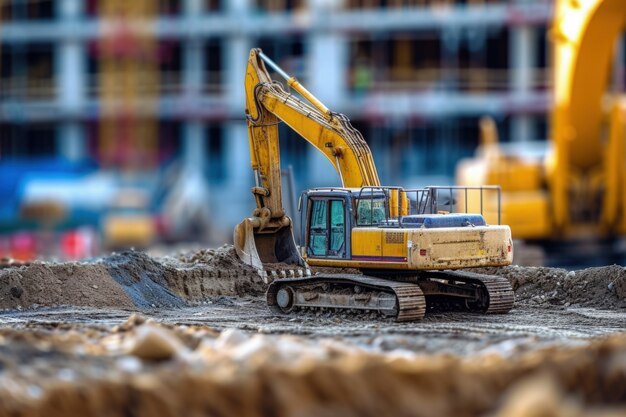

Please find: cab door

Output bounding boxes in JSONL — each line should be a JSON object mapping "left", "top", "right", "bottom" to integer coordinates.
{"left": 307, "top": 198, "right": 347, "bottom": 259}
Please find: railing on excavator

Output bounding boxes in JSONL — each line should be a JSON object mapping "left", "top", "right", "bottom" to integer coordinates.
{"left": 356, "top": 185, "right": 503, "bottom": 227}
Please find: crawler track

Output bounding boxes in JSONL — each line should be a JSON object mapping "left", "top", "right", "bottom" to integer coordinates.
{"left": 426, "top": 271, "right": 515, "bottom": 314}
{"left": 267, "top": 274, "right": 426, "bottom": 322}
{"left": 267, "top": 270, "right": 514, "bottom": 322}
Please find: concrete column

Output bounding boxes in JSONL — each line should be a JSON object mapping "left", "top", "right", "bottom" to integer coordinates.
{"left": 305, "top": 0, "right": 345, "bottom": 187}
{"left": 182, "top": 40, "right": 204, "bottom": 98}
{"left": 307, "top": 0, "right": 345, "bottom": 108}
{"left": 510, "top": 25, "right": 536, "bottom": 143}
{"left": 182, "top": 123, "right": 206, "bottom": 169}
{"left": 181, "top": 39, "right": 207, "bottom": 172}
{"left": 223, "top": 38, "right": 250, "bottom": 115}
{"left": 225, "top": 0, "right": 252, "bottom": 186}
{"left": 213, "top": 0, "right": 254, "bottom": 226}
{"left": 57, "top": 0, "right": 86, "bottom": 161}
{"left": 182, "top": 0, "right": 206, "bottom": 169}
{"left": 224, "top": 0, "right": 252, "bottom": 113}
{"left": 223, "top": 121, "right": 254, "bottom": 224}
{"left": 183, "top": 0, "right": 204, "bottom": 97}
{"left": 58, "top": 124, "right": 84, "bottom": 161}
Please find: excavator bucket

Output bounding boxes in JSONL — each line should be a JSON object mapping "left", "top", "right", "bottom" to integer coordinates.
{"left": 234, "top": 218, "right": 304, "bottom": 272}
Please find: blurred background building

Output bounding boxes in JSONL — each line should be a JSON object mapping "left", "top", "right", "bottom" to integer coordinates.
{"left": 0, "top": 0, "right": 555, "bottom": 259}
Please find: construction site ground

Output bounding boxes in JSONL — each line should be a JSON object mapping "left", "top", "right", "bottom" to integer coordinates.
{"left": 1, "top": 246, "right": 626, "bottom": 416}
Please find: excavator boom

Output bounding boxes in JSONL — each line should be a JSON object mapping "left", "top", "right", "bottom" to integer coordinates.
{"left": 235, "top": 48, "right": 380, "bottom": 271}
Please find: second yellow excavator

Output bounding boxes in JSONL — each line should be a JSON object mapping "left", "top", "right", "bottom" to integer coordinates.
{"left": 235, "top": 49, "right": 514, "bottom": 321}
{"left": 457, "top": 0, "right": 626, "bottom": 266}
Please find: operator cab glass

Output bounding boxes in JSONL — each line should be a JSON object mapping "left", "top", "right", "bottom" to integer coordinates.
{"left": 307, "top": 198, "right": 346, "bottom": 258}
{"left": 356, "top": 198, "right": 386, "bottom": 226}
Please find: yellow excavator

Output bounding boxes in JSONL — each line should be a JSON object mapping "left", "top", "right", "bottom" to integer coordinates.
{"left": 234, "top": 49, "right": 514, "bottom": 321}
{"left": 457, "top": 0, "right": 626, "bottom": 266}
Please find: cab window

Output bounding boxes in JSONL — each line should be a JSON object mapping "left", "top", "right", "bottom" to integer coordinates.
{"left": 309, "top": 199, "right": 327, "bottom": 256}
{"left": 329, "top": 200, "right": 345, "bottom": 254}
{"left": 307, "top": 198, "right": 346, "bottom": 258}
{"left": 356, "top": 198, "right": 386, "bottom": 226}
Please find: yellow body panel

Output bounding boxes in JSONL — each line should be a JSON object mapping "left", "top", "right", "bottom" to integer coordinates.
{"left": 484, "top": 161, "right": 543, "bottom": 192}
{"left": 306, "top": 225, "right": 512, "bottom": 271}
{"left": 383, "top": 230, "right": 407, "bottom": 258}
{"left": 351, "top": 229, "right": 383, "bottom": 258}
{"left": 500, "top": 192, "right": 550, "bottom": 240}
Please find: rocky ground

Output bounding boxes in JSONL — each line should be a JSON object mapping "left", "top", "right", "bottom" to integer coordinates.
{"left": 0, "top": 246, "right": 626, "bottom": 416}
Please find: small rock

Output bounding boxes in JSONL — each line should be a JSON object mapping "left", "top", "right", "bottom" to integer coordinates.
{"left": 92, "top": 285, "right": 98, "bottom": 289}
{"left": 10, "top": 287, "right": 23, "bottom": 299}
{"left": 215, "top": 328, "right": 249, "bottom": 349}
{"left": 127, "top": 323, "right": 187, "bottom": 361}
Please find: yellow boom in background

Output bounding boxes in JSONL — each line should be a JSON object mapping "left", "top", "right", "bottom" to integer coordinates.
{"left": 457, "top": 0, "right": 626, "bottom": 265}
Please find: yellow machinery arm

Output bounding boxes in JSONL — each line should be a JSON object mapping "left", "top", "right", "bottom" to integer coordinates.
{"left": 245, "top": 48, "right": 380, "bottom": 218}
{"left": 551, "top": 0, "right": 626, "bottom": 230}
{"left": 458, "top": 0, "right": 626, "bottom": 246}
{"left": 235, "top": 48, "right": 380, "bottom": 269}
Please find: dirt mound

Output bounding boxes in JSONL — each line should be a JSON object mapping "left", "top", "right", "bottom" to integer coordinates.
{"left": 175, "top": 244, "right": 257, "bottom": 272}
{"left": 478, "top": 264, "right": 626, "bottom": 308}
{"left": 165, "top": 245, "right": 266, "bottom": 298}
{"left": 3, "top": 243, "right": 625, "bottom": 313}
{"left": 0, "top": 262, "right": 134, "bottom": 310}
{"left": 103, "top": 252, "right": 186, "bottom": 309}
{"left": 0, "top": 247, "right": 267, "bottom": 311}
{"left": 1, "top": 320, "right": 626, "bottom": 417}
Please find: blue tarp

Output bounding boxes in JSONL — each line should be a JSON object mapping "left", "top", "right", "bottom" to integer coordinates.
{"left": 400, "top": 214, "right": 487, "bottom": 228}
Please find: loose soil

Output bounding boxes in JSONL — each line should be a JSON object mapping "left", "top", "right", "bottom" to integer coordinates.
{"left": 0, "top": 262, "right": 134, "bottom": 310}
{"left": 2, "top": 245, "right": 626, "bottom": 312}
{"left": 0, "top": 246, "right": 266, "bottom": 311}
{"left": 476, "top": 264, "right": 626, "bottom": 309}
{"left": 1, "top": 246, "right": 626, "bottom": 416}
{"left": 0, "top": 316, "right": 625, "bottom": 417}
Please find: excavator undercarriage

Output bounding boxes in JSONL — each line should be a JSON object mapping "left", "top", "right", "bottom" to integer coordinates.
{"left": 267, "top": 270, "right": 513, "bottom": 322}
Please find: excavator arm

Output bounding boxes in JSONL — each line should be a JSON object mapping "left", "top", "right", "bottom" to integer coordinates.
{"left": 235, "top": 48, "right": 380, "bottom": 271}
{"left": 551, "top": 0, "right": 626, "bottom": 231}
{"left": 458, "top": 0, "right": 626, "bottom": 244}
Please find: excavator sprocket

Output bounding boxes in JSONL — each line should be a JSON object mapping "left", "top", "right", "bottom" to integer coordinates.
{"left": 267, "top": 274, "right": 426, "bottom": 322}
{"left": 424, "top": 271, "right": 514, "bottom": 314}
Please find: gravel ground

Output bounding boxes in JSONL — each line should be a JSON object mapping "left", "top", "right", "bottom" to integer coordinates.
{"left": 1, "top": 248, "right": 626, "bottom": 416}
{"left": 1, "top": 297, "right": 625, "bottom": 357}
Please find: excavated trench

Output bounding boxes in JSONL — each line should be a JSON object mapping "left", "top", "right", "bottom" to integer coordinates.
{"left": 0, "top": 246, "right": 626, "bottom": 416}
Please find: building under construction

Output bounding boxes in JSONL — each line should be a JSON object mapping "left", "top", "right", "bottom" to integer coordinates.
{"left": 0, "top": 0, "right": 554, "bottom": 254}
